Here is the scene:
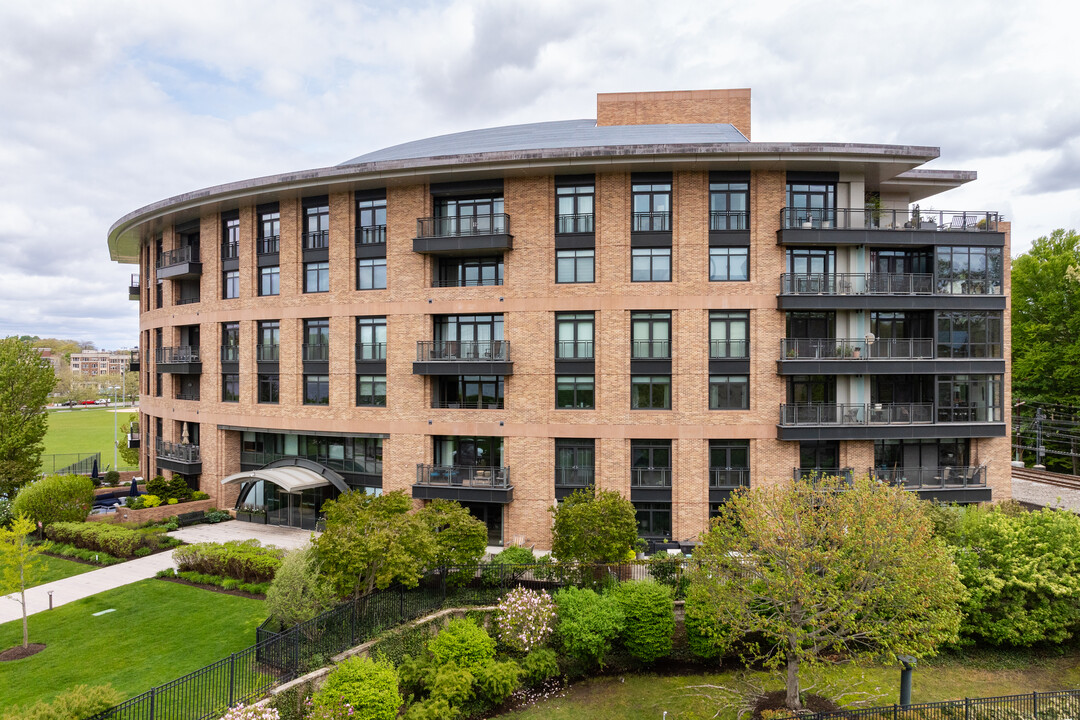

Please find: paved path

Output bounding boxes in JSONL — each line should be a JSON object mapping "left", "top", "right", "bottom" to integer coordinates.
{"left": 0, "top": 522, "right": 315, "bottom": 625}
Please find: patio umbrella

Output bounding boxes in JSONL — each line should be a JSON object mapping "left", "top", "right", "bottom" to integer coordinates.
{"left": 128, "top": 478, "right": 140, "bottom": 497}
{"left": 181, "top": 422, "right": 190, "bottom": 444}
{"left": 91, "top": 459, "right": 99, "bottom": 480}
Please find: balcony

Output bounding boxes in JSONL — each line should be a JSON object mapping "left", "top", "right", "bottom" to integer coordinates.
{"left": 303, "top": 230, "right": 329, "bottom": 251}
{"left": 128, "top": 349, "right": 140, "bottom": 372}
{"left": 413, "top": 214, "right": 512, "bottom": 255}
{"left": 870, "top": 465, "right": 991, "bottom": 502}
{"left": 156, "top": 439, "right": 202, "bottom": 474}
{"left": 778, "top": 402, "right": 1006, "bottom": 441}
{"left": 413, "top": 464, "right": 513, "bottom": 504}
{"left": 709, "top": 467, "right": 750, "bottom": 502}
{"left": 358, "top": 225, "right": 387, "bottom": 245}
{"left": 556, "top": 214, "right": 595, "bottom": 234}
{"left": 155, "top": 346, "right": 201, "bottom": 374}
{"left": 779, "top": 337, "right": 1004, "bottom": 375}
{"left": 432, "top": 399, "right": 504, "bottom": 410}
{"left": 413, "top": 340, "right": 512, "bottom": 376}
{"left": 778, "top": 208, "right": 1004, "bottom": 247}
{"left": 257, "top": 236, "right": 280, "bottom": 255}
{"left": 257, "top": 344, "right": 280, "bottom": 363}
{"left": 176, "top": 391, "right": 201, "bottom": 401}
{"left": 220, "top": 345, "right": 239, "bottom": 364}
{"left": 221, "top": 242, "right": 239, "bottom": 260}
{"left": 128, "top": 274, "right": 140, "bottom": 301}
{"left": 302, "top": 343, "right": 329, "bottom": 363}
{"left": 778, "top": 273, "right": 1005, "bottom": 311}
{"left": 127, "top": 431, "right": 140, "bottom": 449}
{"left": 155, "top": 246, "right": 202, "bottom": 280}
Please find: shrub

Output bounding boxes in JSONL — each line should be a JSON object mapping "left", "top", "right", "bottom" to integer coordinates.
{"left": 134, "top": 547, "right": 152, "bottom": 557}
{"left": 205, "top": 508, "right": 232, "bottom": 523}
{"left": 167, "top": 475, "right": 192, "bottom": 500}
{"left": 11, "top": 474, "right": 94, "bottom": 525}
{"left": 266, "top": 545, "right": 337, "bottom": 627}
{"left": 38, "top": 539, "right": 123, "bottom": 565}
{"left": 553, "top": 586, "right": 625, "bottom": 668}
{"left": 45, "top": 521, "right": 157, "bottom": 558}
{"left": 0, "top": 497, "right": 12, "bottom": 529}
{"left": 172, "top": 539, "right": 284, "bottom": 583}
{"left": 402, "top": 698, "right": 455, "bottom": 720}
{"left": 219, "top": 704, "right": 280, "bottom": 720}
{"left": 192, "top": 490, "right": 211, "bottom": 500}
{"left": 647, "top": 552, "right": 689, "bottom": 599}
{"left": 310, "top": 656, "right": 402, "bottom": 720}
{"left": 104, "top": 470, "right": 121, "bottom": 487}
{"left": 481, "top": 545, "right": 535, "bottom": 586}
{"left": 3, "top": 683, "right": 123, "bottom": 720}
{"left": 614, "top": 580, "right": 674, "bottom": 662}
{"left": 473, "top": 660, "right": 521, "bottom": 705}
{"left": 426, "top": 618, "right": 496, "bottom": 674}
{"left": 146, "top": 475, "right": 168, "bottom": 497}
{"left": 167, "top": 498, "right": 179, "bottom": 505}
{"left": 428, "top": 664, "right": 474, "bottom": 706}
{"left": 550, "top": 489, "right": 638, "bottom": 564}
{"left": 495, "top": 586, "right": 556, "bottom": 653}
{"left": 418, "top": 498, "right": 488, "bottom": 580}
{"left": 140, "top": 495, "right": 162, "bottom": 509}
{"left": 520, "top": 648, "right": 560, "bottom": 685}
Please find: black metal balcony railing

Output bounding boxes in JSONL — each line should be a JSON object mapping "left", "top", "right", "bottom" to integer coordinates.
{"left": 631, "top": 467, "right": 672, "bottom": 487}
{"left": 556, "top": 214, "right": 595, "bottom": 234}
{"left": 780, "top": 273, "right": 1005, "bottom": 297}
{"left": 710, "top": 468, "right": 751, "bottom": 488}
{"left": 556, "top": 341, "right": 594, "bottom": 360}
{"left": 257, "top": 344, "right": 280, "bottom": 362}
{"left": 416, "top": 340, "right": 510, "bottom": 362}
{"left": 793, "top": 467, "right": 855, "bottom": 481}
{"left": 156, "top": 439, "right": 200, "bottom": 463}
{"left": 304, "top": 230, "right": 329, "bottom": 250}
{"left": 155, "top": 346, "right": 200, "bottom": 364}
{"left": 709, "top": 339, "right": 749, "bottom": 359}
{"left": 555, "top": 467, "right": 595, "bottom": 487}
{"left": 781, "top": 207, "right": 1000, "bottom": 232}
{"left": 416, "top": 214, "right": 509, "bottom": 238}
{"left": 241, "top": 450, "right": 382, "bottom": 478}
{"left": 129, "top": 349, "right": 140, "bottom": 364}
{"left": 221, "top": 345, "right": 239, "bottom": 363}
{"left": 302, "top": 343, "right": 329, "bottom": 362}
{"left": 781, "top": 337, "right": 936, "bottom": 360}
{"left": 257, "top": 236, "right": 280, "bottom": 254}
{"left": 870, "top": 465, "right": 987, "bottom": 488}
{"left": 156, "top": 246, "right": 198, "bottom": 268}
{"left": 356, "top": 342, "right": 387, "bottom": 361}
{"left": 632, "top": 212, "right": 671, "bottom": 232}
{"left": 709, "top": 211, "right": 749, "bottom": 231}
{"left": 176, "top": 392, "right": 201, "bottom": 401}
{"left": 221, "top": 242, "right": 239, "bottom": 260}
{"left": 432, "top": 399, "right": 505, "bottom": 410}
{"left": 129, "top": 274, "right": 140, "bottom": 290}
{"left": 631, "top": 340, "right": 670, "bottom": 359}
{"left": 358, "top": 225, "right": 387, "bottom": 245}
{"left": 416, "top": 464, "right": 511, "bottom": 488}
{"left": 175, "top": 296, "right": 200, "bottom": 305}
{"left": 431, "top": 276, "right": 504, "bottom": 288}
{"left": 780, "top": 402, "right": 935, "bottom": 426}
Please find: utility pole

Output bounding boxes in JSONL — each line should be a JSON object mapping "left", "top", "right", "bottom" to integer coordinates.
{"left": 1034, "top": 407, "right": 1046, "bottom": 470}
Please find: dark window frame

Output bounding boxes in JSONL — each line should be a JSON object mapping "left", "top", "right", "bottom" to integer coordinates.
{"left": 709, "top": 375, "right": 750, "bottom": 410}
{"left": 631, "top": 375, "right": 671, "bottom": 410}
{"left": 555, "top": 248, "right": 595, "bottom": 284}
{"left": 356, "top": 257, "right": 387, "bottom": 290}
{"left": 356, "top": 374, "right": 387, "bottom": 407}
{"left": 555, "top": 312, "right": 595, "bottom": 359}
{"left": 631, "top": 247, "right": 672, "bottom": 282}
{"left": 258, "top": 373, "right": 280, "bottom": 404}
{"left": 223, "top": 269, "right": 239, "bottom": 299}
{"left": 304, "top": 261, "right": 330, "bottom": 293}
{"left": 303, "top": 374, "right": 330, "bottom": 406}
{"left": 259, "top": 266, "right": 280, "bottom": 296}
{"left": 555, "top": 375, "right": 595, "bottom": 409}
{"left": 709, "top": 246, "right": 750, "bottom": 282}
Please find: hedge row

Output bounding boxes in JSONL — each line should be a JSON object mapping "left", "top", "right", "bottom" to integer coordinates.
{"left": 172, "top": 539, "right": 284, "bottom": 583}
{"left": 44, "top": 522, "right": 179, "bottom": 558}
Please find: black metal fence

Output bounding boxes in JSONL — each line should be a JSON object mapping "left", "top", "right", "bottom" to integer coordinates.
{"left": 42, "top": 452, "right": 101, "bottom": 476}
{"left": 773, "top": 690, "right": 1080, "bottom": 720}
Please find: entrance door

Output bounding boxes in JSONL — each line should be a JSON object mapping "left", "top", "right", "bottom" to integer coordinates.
{"left": 461, "top": 502, "right": 503, "bottom": 546}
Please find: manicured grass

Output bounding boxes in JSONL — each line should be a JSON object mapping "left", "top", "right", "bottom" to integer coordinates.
{"left": 0, "top": 578, "right": 265, "bottom": 709}
{"left": 43, "top": 407, "right": 138, "bottom": 471}
{"left": 500, "top": 652, "right": 1080, "bottom": 720}
{"left": 27, "top": 554, "right": 96, "bottom": 588}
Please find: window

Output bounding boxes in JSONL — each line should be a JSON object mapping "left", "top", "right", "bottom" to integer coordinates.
{"left": 433, "top": 315, "right": 504, "bottom": 358}
{"left": 435, "top": 197, "right": 505, "bottom": 235}
{"left": 221, "top": 322, "right": 239, "bottom": 362}
{"left": 257, "top": 321, "right": 280, "bottom": 362}
{"left": 556, "top": 182, "right": 595, "bottom": 233}
{"left": 787, "top": 182, "right": 836, "bottom": 227}
{"left": 936, "top": 375, "right": 1003, "bottom": 423}
{"left": 555, "top": 312, "right": 594, "bottom": 359}
{"left": 555, "top": 439, "right": 594, "bottom": 488}
{"left": 709, "top": 440, "right": 749, "bottom": 487}
{"left": 556, "top": 249, "right": 594, "bottom": 283}
{"left": 635, "top": 502, "right": 672, "bottom": 538}
{"left": 304, "top": 374, "right": 330, "bottom": 405}
{"left": 709, "top": 247, "right": 749, "bottom": 281}
{"left": 709, "top": 181, "right": 749, "bottom": 230}
{"left": 258, "top": 374, "right": 279, "bottom": 404}
{"left": 258, "top": 209, "right": 280, "bottom": 254}
{"left": 222, "top": 373, "right": 240, "bottom": 403}
{"left": 788, "top": 375, "right": 837, "bottom": 404}
{"left": 937, "top": 311, "right": 1003, "bottom": 358}
{"left": 436, "top": 256, "right": 502, "bottom": 287}
{"left": 222, "top": 214, "right": 239, "bottom": 258}
{"left": 356, "top": 375, "right": 386, "bottom": 407}
{"left": 632, "top": 182, "right": 672, "bottom": 231}
{"left": 631, "top": 247, "right": 671, "bottom": 282}
{"left": 304, "top": 198, "right": 330, "bottom": 249}
{"left": 556, "top": 376, "right": 594, "bottom": 409}
{"left": 356, "top": 197, "right": 387, "bottom": 245}
{"left": 935, "top": 246, "right": 1004, "bottom": 294}
{"left": 356, "top": 316, "right": 386, "bottom": 360}
{"left": 355, "top": 258, "right": 386, "bottom": 290}
{"left": 710, "top": 311, "right": 749, "bottom": 358}
{"left": 631, "top": 376, "right": 671, "bottom": 409}
{"left": 259, "top": 266, "right": 279, "bottom": 296}
{"left": 223, "top": 270, "right": 239, "bottom": 299}
{"left": 303, "top": 319, "right": 329, "bottom": 362}
{"left": 631, "top": 439, "right": 671, "bottom": 486}
{"left": 710, "top": 375, "right": 749, "bottom": 410}
{"left": 304, "top": 262, "right": 329, "bottom": 293}
{"left": 435, "top": 376, "right": 504, "bottom": 409}
{"left": 631, "top": 312, "right": 670, "bottom": 359}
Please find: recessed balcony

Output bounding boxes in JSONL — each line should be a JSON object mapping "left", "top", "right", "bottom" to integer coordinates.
{"left": 710, "top": 467, "right": 750, "bottom": 502}
{"left": 778, "top": 208, "right": 1004, "bottom": 246}
{"left": 778, "top": 402, "right": 1006, "bottom": 440}
{"left": 128, "top": 349, "right": 140, "bottom": 372}
{"left": 778, "top": 337, "right": 1005, "bottom": 375}
{"left": 778, "top": 273, "right": 1005, "bottom": 311}
{"left": 554, "top": 467, "right": 594, "bottom": 499}
{"left": 155, "top": 346, "right": 201, "bottom": 374}
{"left": 156, "top": 439, "right": 201, "bottom": 474}
{"left": 630, "top": 466, "right": 671, "bottom": 502}
{"left": 413, "top": 340, "right": 512, "bottom": 376}
{"left": 413, "top": 464, "right": 513, "bottom": 504}
{"left": 128, "top": 274, "right": 140, "bottom": 301}
{"left": 413, "top": 214, "right": 512, "bottom": 255}
{"left": 155, "top": 246, "right": 202, "bottom": 280}
{"left": 870, "top": 465, "right": 991, "bottom": 502}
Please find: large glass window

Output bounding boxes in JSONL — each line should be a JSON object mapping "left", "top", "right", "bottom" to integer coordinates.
{"left": 788, "top": 375, "right": 836, "bottom": 404}
{"left": 356, "top": 197, "right": 387, "bottom": 245}
{"left": 709, "top": 247, "right": 749, "bottom": 281}
{"left": 257, "top": 321, "right": 280, "bottom": 362}
{"left": 631, "top": 439, "right": 671, "bottom": 487}
{"left": 710, "top": 375, "right": 749, "bottom": 410}
{"left": 631, "top": 312, "right": 670, "bottom": 358}
{"left": 635, "top": 502, "right": 672, "bottom": 539}
{"left": 631, "top": 376, "right": 671, "bottom": 410}
{"left": 556, "top": 182, "right": 595, "bottom": 233}
{"left": 435, "top": 197, "right": 505, "bottom": 235}
{"left": 937, "top": 312, "right": 1003, "bottom": 358}
{"left": 304, "top": 199, "right": 330, "bottom": 249}
{"left": 222, "top": 215, "right": 239, "bottom": 258}
{"left": 221, "top": 322, "right": 240, "bottom": 362}
{"left": 936, "top": 375, "right": 1003, "bottom": 423}
{"left": 435, "top": 375, "right": 504, "bottom": 409}
{"left": 556, "top": 376, "right": 594, "bottom": 409}
{"left": 787, "top": 182, "right": 836, "bottom": 227}
{"left": 304, "top": 374, "right": 330, "bottom": 405}
{"left": 223, "top": 270, "right": 239, "bottom": 299}
{"left": 303, "top": 319, "right": 329, "bottom": 362}
{"left": 258, "top": 209, "right": 280, "bottom": 253}
{"left": 356, "top": 317, "right": 387, "bottom": 360}
{"left": 436, "top": 256, "right": 502, "bottom": 287}
{"left": 555, "top": 439, "right": 594, "bottom": 488}
{"left": 356, "top": 258, "right": 386, "bottom": 290}
{"left": 709, "top": 311, "right": 749, "bottom": 358}
{"left": 555, "top": 312, "right": 594, "bottom": 359}
{"left": 632, "top": 182, "right": 672, "bottom": 231}
{"left": 709, "top": 181, "right": 749, "bottom": 230}
{"left": 631, "top": 247, "right": 671, "bottom": 282}
{"left": 433, "top": 315, "right": 504, "bottom": 355}
{"left": 798, "top": 440, "right": 839, "bottom": 477}
{"left": 222, "top": 373, "right": 240, "bottom": 403}
{"left": 356, "top": 375, "right": 386, "bottom": 407}
{"left": 935, "top": 246, "right": 1004, "bottom": 294}
{"left": 434, "top": 436, "right": 503, "bottom": 469}
{"left": 259, "top": 266, "right": 280, "bottom": 296}
{"left": 305, "top": 261, "right": 330, "bottom": 293}
{"left": 258, "top": 373, "right": 279, "bottom": 404}
{"left": 709, "top": 440, "right": 749, "bottom": 487}
{"left": 556, "top": 249, "right": 594, "bottom": 283}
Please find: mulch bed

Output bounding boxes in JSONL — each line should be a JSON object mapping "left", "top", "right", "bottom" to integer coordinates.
{"left": 0, "top": 643, "right": 46, "bottom": 661}
{"left": 155, "top": 575, "right": 266, "bottom": 600}
{"left": 752, "top": 690, "right": 843, "bottom": 719}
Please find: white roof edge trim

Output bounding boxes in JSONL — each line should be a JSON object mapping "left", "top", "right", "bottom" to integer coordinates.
{"left": 221, "top": 466, "right": 336, "bottom": 493}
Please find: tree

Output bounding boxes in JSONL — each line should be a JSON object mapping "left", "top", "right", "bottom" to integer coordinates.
{"left": 265, "top": 544, "right": 337, "bottom": 628}
{"left": 417, "top": 498, "right": 488, "bottom": 577}
{"left": 0, "top": 515, "right": 44, "bottom": 648}
{"left": 11, "top": 474, "right": 94, "bottom": 526}
{"left": 0, "top": 337, "right": 55, "bottom": 497}
{"left": 314, "top": 490, "right": 434, "bottom": 600}
{"left": 116, "top": 413, "right": 140, "bottom": 468}
{"left": 549, "top": 489, "right": 638, "bottom": 564}
{"left": 686, "top": 476, "right": 963, "bottom": 711}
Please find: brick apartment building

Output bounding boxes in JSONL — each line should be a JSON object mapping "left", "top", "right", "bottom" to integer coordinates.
{"left": 69, "top": 351, "right": 132, "bottom": 377}
{"left": 107, "top": 89, "right": 1010, "bottom": 547}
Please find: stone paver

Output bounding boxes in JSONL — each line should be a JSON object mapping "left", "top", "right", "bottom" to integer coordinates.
{"left": 0, "top": 521, "right": 314, "bottom": 625}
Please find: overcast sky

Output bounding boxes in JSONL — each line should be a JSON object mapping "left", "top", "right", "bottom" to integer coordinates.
{"left": 0, "top": 0, "right": 1075, "bottom": 350}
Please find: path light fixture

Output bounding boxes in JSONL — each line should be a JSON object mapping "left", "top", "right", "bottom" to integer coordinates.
{"left": 898, "top": 655, "right": 917, "bottom": 706}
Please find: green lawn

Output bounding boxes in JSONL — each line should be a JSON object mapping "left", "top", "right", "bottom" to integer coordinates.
{"left": 0, "top": 579, "right": 266, "bottom": 710}
{"left": 43, "top": 407, "right": 138, "bottom": 471}
{"left": 27, "top": 554, "right": 96, "bottom": 588}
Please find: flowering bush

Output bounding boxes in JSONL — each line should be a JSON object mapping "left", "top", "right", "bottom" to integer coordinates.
{"left": 219, "top": 703, "right": 280, "bottom": 720}
{"left": 495, "top": 586, "right": 556, "bottom": 653}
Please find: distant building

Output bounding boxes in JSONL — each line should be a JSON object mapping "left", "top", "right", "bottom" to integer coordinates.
{"left": 69, "top": 351, "right": 131, "bottom": 377}
{"left": 33, "top": 347, "right": 61, "bottom": 372}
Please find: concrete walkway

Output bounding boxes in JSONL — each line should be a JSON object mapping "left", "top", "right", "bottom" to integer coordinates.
{"left": 0, "top": 522, "right": 315, "bottom": 625}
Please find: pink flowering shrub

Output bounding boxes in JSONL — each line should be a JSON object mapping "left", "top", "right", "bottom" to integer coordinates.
{"left": 218, "top": 704, "right": 280, "bottom": 720}
{"left": 495, "top": 586, "right": 556, "bottom": 653}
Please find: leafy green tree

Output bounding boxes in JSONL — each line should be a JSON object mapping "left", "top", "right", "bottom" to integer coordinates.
{"left": 0, "top": 337, "right": 55, "bottom": 497}
{"left": 265, "top": 544, "right": 338, "bottom": 628}
{"left": 426, "top": 618, "right": 497, "bottom": 674}
{"left": 417, "top": 498, "right": 488, "bottom": 576}
{"left": 310, "top": 656, "right": 402, "bottom": 720}
{"left": 11, "top": 474, "right": 94, "bottom": 526}
{"left": 315, "top": 490, "right": 434, "bottom": 600}
{"left": 614, "top": 579, "right": 675, "bottom": 663}
{"left": 0, "top": 515, "right": 44, "bottom": 648}
{"left": 687, "top": 476, "right": 963, "bottom": 711}
{"left": 550, "top": 489, "right": 638, "bottom": 564}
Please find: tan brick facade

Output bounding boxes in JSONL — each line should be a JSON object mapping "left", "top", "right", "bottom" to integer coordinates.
{"left": 597, "top": 89, "right": 752, "bottom": 139}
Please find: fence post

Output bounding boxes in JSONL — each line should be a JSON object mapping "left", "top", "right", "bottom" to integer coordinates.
{"left": 149, "top": 686, "right": 155, "bottom": 719}
{"left": 965, "top": 697, "right": 970, "bottom": 720}
{"left": 292, "top": 628, "right": 300, "bottom": 675}
{"left": 350, "top": 599, "right": 357, "bottom": 645}
{"left": 399, "top": 584, "right": 405, "bottom": 621}
{"left": 893, "top": 703, "right": 898, "bottom": 720}
{"left": 1033, "top": 691, "right": 1038, "bottom": 718}
{"left": 229, "top": 652, "right": 236, "bottom": 707}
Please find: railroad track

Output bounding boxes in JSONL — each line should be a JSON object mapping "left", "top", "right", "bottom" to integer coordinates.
{"left": 1012, "top": 467, "right": 1080, "bottom": 492}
